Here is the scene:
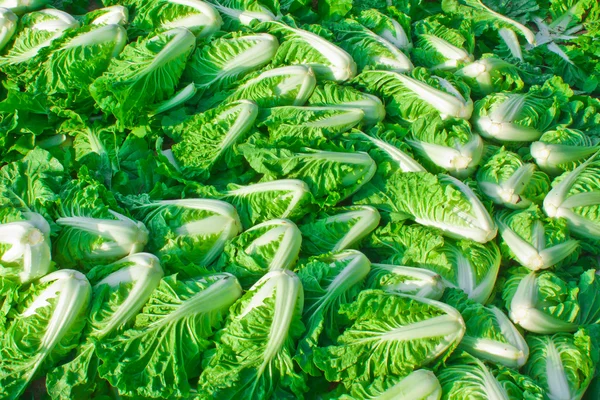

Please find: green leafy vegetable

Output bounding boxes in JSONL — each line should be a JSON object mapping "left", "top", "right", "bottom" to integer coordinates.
{"left": 523, "top": 330, "right": 596, "bottom": 400}
{"left": 530, "top": 128, "right": 600, "bottom": 175}
{"left": 123, "top": 197, "right": 242, "bottom": 276}
{"left": 0, "top": 210, "right": 51, "bottom": 283}
{"left": 366, "top": 263, "right": 445, "bottom": 300}
{"left": 437, "top": 352, "right": 547, "bottom": 400}
{"left": 356, "top": 171, "right": 497, "bottom": 243}
{"left": 241, "top": 142, "right": 376, "bottom": 207}
{"left": 353, "top": 68, "right": 474, "bottom": 122}
{"left": 223, "top": 179, "right": 314, "bottom": 229}
{"left": 197, "top": 270, "right": 306, "bottom": 399}
{"left": 163, "top": 100, "right": 259, "bottom": 180}
{"left": 313, "top": 290, "right": 465, "bottom": 385}
{"left": 496, "top": 206, "right": 579, "bottom": 271}
{"left": 329, "top": 18, "right": 413, "bottom": 73}
{"left": 90, "top": 27, "right": 196, "bottom": 127}
{"left": 46, "top": 253, "right": 163, "bottom": 399}
{"left": 128, "top": 0, "right": 222, "bottom": 38}
{"left": 502, "top": 267, "right": 600, "bottom": 334}
{"left": 215, "top": 218, "right": 302, "bottom": 288}
{"left": 0, "top": 9, "right": 79, "bottom": 78}
{"left": 183, "top": 32, "right": 279, "bottom": 95}
{"left": 299, "top": 205, "right": 380, "bottom": 256}
{"left": 406, "top": 116, "right": 483, "bottom": 178}
{"left": 361, "top": 224, "right": 501, "bottom": 303}
{"left": 0, "top": 269, "right": 91, "bottom": 400}
{"left": 208, "top": 65, "right": 317, "bottom": 109}
{"left": 98, "top": 272, "right": 242, "bottom": 399}
{"left": 295, "top": 250, "right": 370, "bottom": 376}
{"left": 443, "top": 289, "right": 529, "bottom": 368}
{"left": 258, "top": 20, "right": 357, "bottom": 82}
{"left": 307, "top": 84, "right": 386, "bottom": 126}
{"left": 0, "top": 8, "right": 17, "bottom": 51}
{"left": 476, "top": 148, "right": 550, "bottom": 209}
{"left": 543, "top": 152, "right": 600, "bottom": 240}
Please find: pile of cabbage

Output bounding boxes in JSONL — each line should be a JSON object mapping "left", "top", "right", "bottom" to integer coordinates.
{"left": 0, "top": 0, "right": 599, "bottom": 398}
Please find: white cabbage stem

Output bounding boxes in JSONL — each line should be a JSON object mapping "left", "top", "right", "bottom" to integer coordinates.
{"left": 244, "top": 219, "right": 301, "bottom": 271}
{"left": 0, "top": 7, "right": 17, "bottom": 51}
{"left": 225, "top": 179, "right": 310, "bottom": 219}
{"left": 377, "top": 369, "right": 442, "bottom": 400}
{"left": 91, "top": 5, "right": 129, "bottom": 26}
{"left": 56, "top": 210, "right": 149, "bottom": 260}
{"left": 509, "top": 272, "right": 578, "bottom": 333}
{"left": 371, "top": 263, "right": 445, "bottom": 300}
{"left": 94, "top": 253, "right": 164, "bottom": 337}
{"left": 304, "top": 251, "right": 370, "bottom": 321}
{"left": 0, "top": 212, "right": 51, "bottom": 282}
{"left": 162, "top": 0, "right": 222, "bottom": 37}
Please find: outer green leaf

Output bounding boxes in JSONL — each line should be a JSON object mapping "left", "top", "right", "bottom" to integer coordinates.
{"left": 294, "top": 251, "right": 370, "bottom": 376}
{"left": 299, "top": 205, "right": 380, "bottom": 256}
{"left": 329, "top": 18, "right": 413, "bottom": 73}
{"left": 46, "top": 253, "right": 163, "bottom": 400}
{"left": 0, "top": 270, "right": 91, "bottom": 400}
{"left": 207, "top": 65, "right": 317, "bottom": 109}
{"left": 456, "top": 56, "right": 525, "bottom": 97}
{"left": 437, "top": 352, "right": 547, "bottom": 400}
{"left": 543, "top": 152, "right": 600, "bottom": 240}
{"left": 29, "top": 23, "right": 127, "bottom": 111}
{"left": 523, "top": 330, "right": 595, "bottom": 400}
{"left": 476, "top": 148, "right": 550, "bottom": 209}
{"left": 69, "top": 122, "right": 122, "bottom": 188}
{"left": 97, "top": 273, "right": 242, "bottom": 399}
{"left": 254, "top": 106, "right": 364, "bottom": 150}
{"left": 443, "top": 288, "right": 529, "bottom": 368}
{"left": 258, "top": 20, "right": 356, "bottom": 82}
{"left": 163, "top": 100, "right": 259, "bottom": 181}
{"left": 356, "top": 8, "right": 412, "bottom": 51}
{"left": 496, "top": 206, "right": 579, "bottom": 271}
{"left": 338, "top": 127, "right": 426, "bottom": 175}
{"left": 473, "top": 79, "right": 564, "bottom": 142}
{"left": 502, "top": 267, "right": 582, "bottom": 334}
{"left": 361, "top": 224, "right": 500, "bottom": 303}
{"left": 203, "top": 0, "right": 277, "bottom": 29}
{"left": 128, "top": 0, "right": 222, "bottom": 38}
{"left": 0, "top": 84, "right": 62, "bottom": 160}
{"left": 313, "top": 290, "right": 465, "bottom": 385}
{"left": 258, "top": 105, "right": 364, "bottom": 148}
{"left": 530, "top": 128, "right": 599, "bottom": 175}
{"left": 79, "top": 5, "right": 129, "bottom": 26}
{"left": 331, "top": 369, "right": 443, "bottom": 400}
{"left": 223, "top": 179, "right": 314, "bottom": 229}
{"left": 406, "top": 116, "right": 483, "bottom": 178}
{"left": 240, "top": 142, "right": 376, "bottom": 207}
{"left": 0, "top": 9, "right": 79, "bottom": 78}
{"left": 355, "top": 171, "right": 497, "bottom": 243}
{"left": 90, "top": 27, "right": 195, "bottom": 127}
{"left": 0, "top": 148, "right": 64, "bottom": 217}
{"left": 440, "top": 0, "right": 537, "bottom": 46}
{"left": 413, "top": 15, "right": 473, "bottom": 70}
{"left": 307, "top": 84, "right": 386, "bottom": 126}
{"left": 123, "top": 197, "right": 242, "bottom": 276}
{"left": 215, "top": 218, "right": 302, "bottom": 289}
{"left": 53, "top": 172, "right": 148, "bottom": 270}
{"left": 197, "top": 270, "right": 306, "bottom": 399}
{"left": 183, "top": 32, "right": 278, "bottom": 95}
{"left": 366, "top": 263, "right": 445, "bottom": 300}
{"left": 353, "top": 68, "right": 473, "bottom": 122}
